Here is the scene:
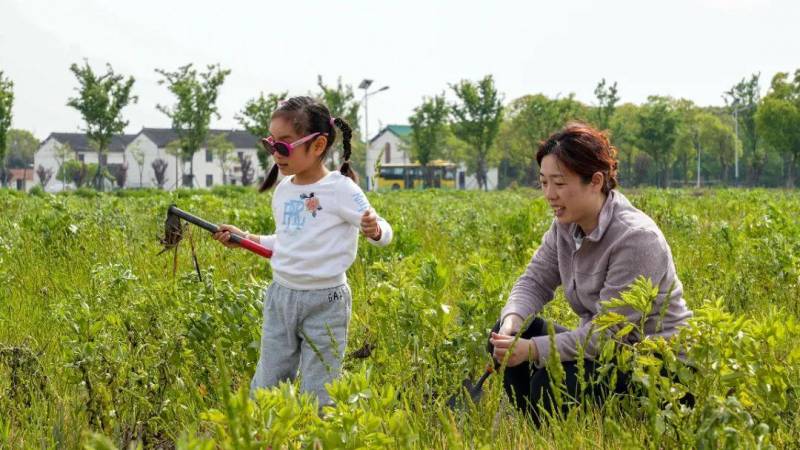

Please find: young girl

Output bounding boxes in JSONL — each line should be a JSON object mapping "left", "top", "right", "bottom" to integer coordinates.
{"left": 212, "top": 96, "right": 393, "bottom": 405}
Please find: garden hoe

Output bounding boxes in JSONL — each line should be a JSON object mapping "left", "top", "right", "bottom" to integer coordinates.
{"left": 159, "top": 204, "right": 272, "bottom": 279}
{"left": 446, "top": 363, "right": 496, "bottom": 410}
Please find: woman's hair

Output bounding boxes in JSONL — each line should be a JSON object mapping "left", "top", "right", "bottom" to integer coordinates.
{"left": 536, "top": 122, "right": 619, "bottom": 194}
{"left": 259, "top": 96, "right": 357, "bottom": 192}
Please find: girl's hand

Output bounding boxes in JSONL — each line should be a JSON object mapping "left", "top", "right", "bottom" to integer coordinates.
{"left": 213, "top": 224, "right": 245, "bottom": 248}
{"left": 360, "top": 209, "right": 382, "bottom": 241}
{"left": 490, "top": 332, "right": 538, "bottom": 367}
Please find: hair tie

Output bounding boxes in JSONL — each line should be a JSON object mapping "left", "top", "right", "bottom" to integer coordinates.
{"left": 329, "top": 117, "right": 337, "bottom": 127}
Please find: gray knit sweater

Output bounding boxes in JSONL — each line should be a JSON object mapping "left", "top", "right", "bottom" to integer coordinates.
{"left": 500, "top": 190, "right": 693, "bottom": 367}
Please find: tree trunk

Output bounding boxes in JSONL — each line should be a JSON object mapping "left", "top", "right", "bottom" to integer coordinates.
{"left": 95, "top": 150, "right": 104, "bottom": 191}
{"left": 787, "top": 153, "right": 797, "bottom": 188}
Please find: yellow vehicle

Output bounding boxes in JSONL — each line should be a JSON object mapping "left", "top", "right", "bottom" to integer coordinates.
{"left": 376, "top": 159, "right": 459, "bottom": 190}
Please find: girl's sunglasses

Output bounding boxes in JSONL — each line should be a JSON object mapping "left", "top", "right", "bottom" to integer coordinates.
{"left": 260, "top": 132, "right": 327, "bottom": 157}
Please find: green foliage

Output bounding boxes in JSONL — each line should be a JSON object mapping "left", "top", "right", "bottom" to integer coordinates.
{"left": 156, "top": 63, "right": 231, "bottom": 187}
{"left": 593, "top": 78, "right": 620, "bottom": 131}
{"left": 756, "top": 70, "right": 800, "bottom": 188}
{"left": 1, "top": 188, "right": 799, "bottom": 448}
{"left": 637, "top": 96, "right": 680, "bottom": 187}
{"left": 0, "top": 71, "right": 14, "bottom": 187}
{"left": 450, "top": 75, "right": 504, "bottom": 190}
{"left": 497, "top": 93, "right": 586, "bottom": 187}
{"left": 4, "top": 129, "right": 38, "bottom": 169}
{"left": 724, "top": 73, "right": 763, "bottom": 184}
{"left": 235, "top": 91, "right": 286, "bottom": 169}
{"left": 409, "top": 93, "right": 449, "bottom": 187}
{"left": 207, "top": 133, "right": 235, "bottom": 185}
{"left": 66, "top": 60, "right": 137, "bottom": 191}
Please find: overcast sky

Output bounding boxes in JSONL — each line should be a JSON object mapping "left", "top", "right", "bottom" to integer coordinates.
{"left": 1, "top": 0, "right": 797, "bottom": 140}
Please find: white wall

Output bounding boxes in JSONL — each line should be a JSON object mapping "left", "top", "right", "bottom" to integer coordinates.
{"left": 124, "top": 136, "right": 265, "bottom": 190}
{"left": 33, "top": 138, "right": 60, "bottom": 190}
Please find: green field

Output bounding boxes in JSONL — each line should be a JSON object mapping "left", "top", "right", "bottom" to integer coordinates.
{"left": 1, "top": 187, "right": 799, "bottom": 449}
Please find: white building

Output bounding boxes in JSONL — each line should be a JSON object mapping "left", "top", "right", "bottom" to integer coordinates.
{"left": 365, "top": 124, "right": 498, "bottom": 191}
{"left": 34, "top": 132, "right": 136, "bottom": 192}
{"left": 34, "top": 128, "right": 264, "bottom": 191}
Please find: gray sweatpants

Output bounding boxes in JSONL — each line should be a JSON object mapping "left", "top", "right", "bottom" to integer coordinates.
{"left": 250, "top": 282, "right": 352, "bottom": 406}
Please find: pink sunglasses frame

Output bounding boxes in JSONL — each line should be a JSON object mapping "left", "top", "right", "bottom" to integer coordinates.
{"left": 260, "top": 132, "right": 327, "bottom": 157}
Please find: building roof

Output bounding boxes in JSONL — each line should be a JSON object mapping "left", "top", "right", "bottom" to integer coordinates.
{"left": 369, "top": 124, "right": 412, "bottom": 144}
{"left": 47, "top": 132, "right": 137, "bottom": 152}
{"left": 138, "top": 128, "right": 259, "bottom": 149}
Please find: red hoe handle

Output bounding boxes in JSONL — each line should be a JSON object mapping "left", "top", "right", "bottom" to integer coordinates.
{"left": 168, "top": 205, "right": 273, "bottom": 259}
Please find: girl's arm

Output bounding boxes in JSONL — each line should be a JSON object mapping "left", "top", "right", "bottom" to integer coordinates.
{"left": 336, "top": 178, "right": 393, "bottom": 247}
{"left": 252, "top": 233, "right": 276, "bottom": 251}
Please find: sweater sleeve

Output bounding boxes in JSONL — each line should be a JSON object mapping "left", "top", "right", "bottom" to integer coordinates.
{"left": 500, "top": 221, "right": 562, "bottom": 323}
{"left": 258, "top": 234, "right": 276, "bottom": 250}
{"left": 530, "top": 228, "right": 669, "bottom": 367}
{"left": 335, "top": 177, "right": 393, "bottom": 247}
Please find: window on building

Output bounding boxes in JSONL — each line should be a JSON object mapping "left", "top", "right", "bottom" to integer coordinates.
{"left": 384, "top": 143, "right": 391, "bottom": 163}
{"left": 16, "top": 179, "right": 24, "bottom": 191}
{"left": 206, "top": 174, "right": 213, "bottom": 187}
{"left": 206, "top": 149, "right": 213, "bottom": 162}
{"left": 237, "top": 151, "right": 244, "bottom": 161}
{"left": 78, "top": 154, "right": 85, "bottom": 162}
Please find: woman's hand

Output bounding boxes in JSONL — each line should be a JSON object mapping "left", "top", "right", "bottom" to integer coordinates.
{"left": 212, "top": 224, "right": 245, "bottom": 249}
{"left": 360, "top": 209, "right": 382, "bottom": 241}
{"left": 490, "top": 332, "right": 538, "bottom": 367}
{"left": 498, "top": 314, "right": 523, "bottom": 336}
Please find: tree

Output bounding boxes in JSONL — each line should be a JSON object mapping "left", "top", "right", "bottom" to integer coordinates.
{"left": 164, "top": 139, "right": 183, "bottom": 189}
{"left": 207, "top": 133, "right": 234, "bottom": 185}
{"left": 672, "top": 99, "right": 700, "bottom": 186}
{"left": 59, "top": 160, "right": 94, "bottom": 188}
{"left": 637, "top": 96, "right": 680, "bottom": 187}
{"left": 53, "top": 142, "right": 73, "bottom": 190}
{"left": 593, "top": 78, "right": 620, "bottom": 131}
{"left": 236, "top": 91, "right": 286, "bottom": 170}
{"left": 67, "top": 61, "right": 137, "bottom": 191}
{"left": 450, "top": 75, "right": 504, "bottom": 190}
{"left": 129, "top": 142, "right": 146, "bottom": 187}
{"left": 724, "top": 74, "right": 763, "bottom": 185}
{"left": 609, "top": 103, "right": 641, "bottom": 185}
{"left": 756, "top": 70, "right": 800, "bottom": 187}
{"left": 239, "top": 153, "right": 255, "bottom": 186}
{"left": 498, "top": 93, "right": 585, "bottom": 187}
{"left": 696, "top": 112, "right": 736, "bottom": 184}
{"left": 36, "top": 165, "right": 53, "bottom": 188}
{"left": 408, "top": 94, "right": 449, "bottom": 187}
{"left": 316, "top": 76, "right": 364, "bottom": 174}
{"left": 156, "top": 63, "right": 230, "bottom": 187}
{"left": 5, "top": 129, "right": 38, "bottom": 169}
{"left": 151, "top": 158, "right": 169, "bottom": 189}
{"left": 0, "top": 71, "right": 14, "bottom": 188}
{"left": 109, "top": 162, "right": 128, "bottom": 189}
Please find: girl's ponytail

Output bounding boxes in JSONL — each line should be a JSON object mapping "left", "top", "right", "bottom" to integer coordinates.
{"left": 332, "top": 117, "right": 358, "bottom": 183}
{"left": 258, "top": 163, "right": 280, "bottom": 192}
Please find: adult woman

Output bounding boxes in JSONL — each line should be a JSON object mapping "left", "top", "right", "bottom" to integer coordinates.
{"left": 489, "top": 123, "right": 692, "bottom": 423}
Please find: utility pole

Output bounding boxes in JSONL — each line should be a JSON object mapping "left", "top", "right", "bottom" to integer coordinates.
{"left": 359, "top": 79, "right": 389, "bottom": 190}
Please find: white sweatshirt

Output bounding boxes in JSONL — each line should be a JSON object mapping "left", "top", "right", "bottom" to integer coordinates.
{"left": 258, "top": 171, "right": 393, "bottom": 290}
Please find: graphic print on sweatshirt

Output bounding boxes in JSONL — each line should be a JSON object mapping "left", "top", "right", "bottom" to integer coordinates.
{"left": 282, "top": 192, "right": 323, "bottom": 232}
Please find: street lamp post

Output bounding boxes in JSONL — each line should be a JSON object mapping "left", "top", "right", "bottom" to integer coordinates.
{"left": 359, "top": 79, "right": 389, "bottom": 190}
{"left": 729, "top": 100, "right": 755, "bottom": 186}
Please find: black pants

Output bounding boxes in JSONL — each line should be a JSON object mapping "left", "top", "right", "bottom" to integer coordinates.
{"left": 488, "top": 318, "right": 632, "bottom": 426}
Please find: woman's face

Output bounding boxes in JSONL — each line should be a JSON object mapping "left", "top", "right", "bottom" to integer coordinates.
{"left": 268, "top": 117, "right": 327, "bottom": 176}
{"left": 539, "top": 154, "right": 604, "bottom": 227}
